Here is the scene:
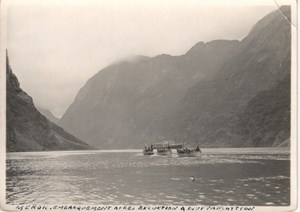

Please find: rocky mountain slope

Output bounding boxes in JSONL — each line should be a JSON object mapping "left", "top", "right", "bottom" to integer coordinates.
{"left": 60, "top": 7, "right": 291, "bottom": 149}
{"left": 6, "top": 54, "right": 93, "bottom": 152}
{"left": 60, "top": 40, "right": 239, "bottom": 148}
{"left": 153, "top": 6, "right": 291, "bottom": 147}
{"left": 237, "top": 73, "right": 290, "bottom": 147}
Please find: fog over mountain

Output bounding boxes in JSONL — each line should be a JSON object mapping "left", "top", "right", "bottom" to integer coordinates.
{"left": 7, "top": 2, "right": 276, "bottom": 117}
{"left": 60, "top": 7, "right": 291, "bottom": 149}
{"left": 60, "top": 40, "right": 239, "bottom": 148}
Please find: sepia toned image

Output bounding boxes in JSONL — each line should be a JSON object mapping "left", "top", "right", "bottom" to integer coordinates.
{"left": 1, "top": 0, "right": 297, "bottom": 211}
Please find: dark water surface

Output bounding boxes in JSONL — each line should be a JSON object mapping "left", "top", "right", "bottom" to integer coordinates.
{"left": 6, "top": 148, "right": 290, "bottom": 206}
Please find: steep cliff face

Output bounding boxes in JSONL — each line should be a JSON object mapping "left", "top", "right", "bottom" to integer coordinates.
{"left": 60, "top": 7, "right": 291, "bottom": 149}
{"left": 6, "top": 54, "right": 92, "bottom": 152}
{"left": 237, "top": 73, "right": 291, "bottom": 147}
{"left": 155, "top": 6, "right": 291, "bottom": 147}
{"left": 60, "top": 40, "right": 239, "bottom": 148}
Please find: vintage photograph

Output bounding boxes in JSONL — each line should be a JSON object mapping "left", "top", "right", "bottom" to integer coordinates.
{"left": 2, "top": 0, "right": 296, "bottom": 211}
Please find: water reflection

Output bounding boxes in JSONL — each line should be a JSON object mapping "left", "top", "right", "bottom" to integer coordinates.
{"left": 7, "top": 150, "right": 290, "bottom": 205}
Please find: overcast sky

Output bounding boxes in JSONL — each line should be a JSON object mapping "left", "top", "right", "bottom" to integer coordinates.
{"left": 6, "top": 0, "right": 277, "bottom": 118}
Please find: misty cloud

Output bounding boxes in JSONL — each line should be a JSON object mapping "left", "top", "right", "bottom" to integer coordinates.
{"left": 6, "top": 1, "right": 276, "bottom": 117}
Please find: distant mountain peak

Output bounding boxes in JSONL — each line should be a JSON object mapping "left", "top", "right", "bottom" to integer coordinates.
{"left": 185, "top": 40, "right": 239, "bottom": 56}
{"left": 37, "top": 106, "right": 60, "bottom": 125}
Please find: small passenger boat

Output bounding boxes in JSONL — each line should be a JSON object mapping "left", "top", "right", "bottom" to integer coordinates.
{"left": 177, "top": 146, "right": 201, "bottom": 157}
{"left": 143, "top": 145, "right": 154, "bottom": 155}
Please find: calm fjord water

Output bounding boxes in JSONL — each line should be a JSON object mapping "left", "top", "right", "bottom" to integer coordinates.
{"left": 6, "top": 148, "right": 290, "bottom": 206}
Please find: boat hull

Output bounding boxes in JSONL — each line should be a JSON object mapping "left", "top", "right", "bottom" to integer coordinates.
{"left": 177, "top": 149, "right": 201, "bottom": 157}
{"left": 143, "top": 150, "right": 154, "bottom": 155}
{"left": 157, "top": 149, "right": 172, "bottom": 156}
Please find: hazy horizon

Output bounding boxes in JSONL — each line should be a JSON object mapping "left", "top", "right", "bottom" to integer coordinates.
{"left": 6, "top": 1, "right": 277, "bottom": 118}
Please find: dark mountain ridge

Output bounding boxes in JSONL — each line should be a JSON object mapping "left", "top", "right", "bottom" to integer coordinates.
{"left": 237, "top": 73, "right": 290, "bottom": 147}
{"left": 6, "top": 54, "right": 93, "bottom": 152}
{"left": 60, "top": 7, "right": 291, "bottom": 149}
{"left": 60, "top": 40, "right": 239, "bottom": 148}
{"left": 153, "top": 6, "right": 291, "bottom": 147}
